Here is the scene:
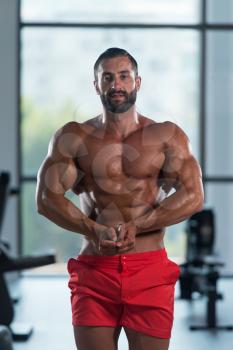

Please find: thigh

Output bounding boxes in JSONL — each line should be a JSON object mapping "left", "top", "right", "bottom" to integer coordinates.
{"left": 124, "top": 327, "right": 170, "bottom": 350}
{"left": 73, "top": 326, "right": 122, "bottom": 350}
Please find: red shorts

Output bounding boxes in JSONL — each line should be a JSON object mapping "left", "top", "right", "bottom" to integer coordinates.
{"left": 67, "top": 248, "right": 180, "bottom": 339}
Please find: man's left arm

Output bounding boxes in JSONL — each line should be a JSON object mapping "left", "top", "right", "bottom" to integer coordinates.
{"left": 128, "top": 123, "right": 204, "bottom": 234}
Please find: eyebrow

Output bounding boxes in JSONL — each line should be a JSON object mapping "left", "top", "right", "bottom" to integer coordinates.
{"left": 102, "top": 70, "right": 131, "bottom": 75}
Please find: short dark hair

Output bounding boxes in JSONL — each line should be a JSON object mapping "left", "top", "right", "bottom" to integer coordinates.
{"left": 94, "top": 47, "right": 138, "bottom": 80}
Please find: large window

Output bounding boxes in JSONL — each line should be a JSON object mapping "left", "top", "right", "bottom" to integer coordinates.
{"left": 204, "top": 0, "right": 233, "bottom": 272}
{"left": 20, "top": 0, "right": 202, "bottom": 272}
{"left": 21, "top": 0, "right": 200, "bottom": 24}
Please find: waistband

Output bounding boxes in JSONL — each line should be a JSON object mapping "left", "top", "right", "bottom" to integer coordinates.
{"left": 76, "top": 248, "right": 167, "bottom": 267}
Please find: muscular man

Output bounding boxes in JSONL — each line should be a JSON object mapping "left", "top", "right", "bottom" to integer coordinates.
{"left": 36, "top": 48, "right": 204, "bottom": 350}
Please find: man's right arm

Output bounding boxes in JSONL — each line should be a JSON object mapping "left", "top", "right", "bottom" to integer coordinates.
{"left": 36, "top": 123, "right": 116, "bottom": 243}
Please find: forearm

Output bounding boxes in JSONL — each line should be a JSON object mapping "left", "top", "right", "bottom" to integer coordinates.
{"left": 132, "top": 187, "right": 204, "bottom": 235}
{"left": 37, "top": 194, "right": 100, "bottom": 239}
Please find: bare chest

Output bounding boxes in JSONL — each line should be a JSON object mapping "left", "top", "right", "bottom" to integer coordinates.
{"left": 77, "top": 133, "right": 165, "bottom": 181}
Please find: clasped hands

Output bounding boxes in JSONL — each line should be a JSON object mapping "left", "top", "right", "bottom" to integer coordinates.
{"left": 94, "top": 223, "right": 137, "bottom": 255}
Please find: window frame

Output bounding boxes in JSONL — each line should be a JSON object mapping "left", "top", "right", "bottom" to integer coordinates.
{"left": 18, "top": 0, "right": 233, "bottom": 255}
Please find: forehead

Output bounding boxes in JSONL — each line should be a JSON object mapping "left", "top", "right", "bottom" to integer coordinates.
{"left": 97, "top": 56, "right": 134, "bottom": 74}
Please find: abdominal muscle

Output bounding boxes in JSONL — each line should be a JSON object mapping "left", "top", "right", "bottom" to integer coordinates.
{"left": 79, "top": 204, "right": 166, "bottom": 256}
{"left": 79, "top": 233, "right": 165, "bottom": 256}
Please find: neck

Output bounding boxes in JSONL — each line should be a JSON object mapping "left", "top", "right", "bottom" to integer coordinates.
{"left": 101, "top": 105, "right": 139, "bottom": 136}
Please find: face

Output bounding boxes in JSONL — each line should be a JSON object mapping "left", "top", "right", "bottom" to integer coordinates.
{"left": 94, "top": 56, "right": 141, "bottom": 113}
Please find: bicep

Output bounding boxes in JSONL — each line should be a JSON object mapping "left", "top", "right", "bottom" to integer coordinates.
{"left": 176, "top": 155, "right": 202, "bottom": 192}
{"left": 160, "top": 155, "right": 203, "bottom": 204}
{"left": 161, "top": 123, "right": 202, "bottom": 193}
{"left": 37, "top": 124, "right": 81, "bottom": 198}
{"left": 37, "top": 156, "right": 78, "bottom": 199}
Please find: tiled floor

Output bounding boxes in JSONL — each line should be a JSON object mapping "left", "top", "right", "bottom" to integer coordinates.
{"left": 10, "top": 276, "right": 233, "bottom": 350}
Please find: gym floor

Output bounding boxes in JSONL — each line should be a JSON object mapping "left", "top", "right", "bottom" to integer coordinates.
{"left": 10, "top": 275, "right": 233, "bottom": 350}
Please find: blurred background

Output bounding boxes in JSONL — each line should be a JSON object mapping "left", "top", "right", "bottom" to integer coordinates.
{"left": 1, "top": 0, "right": 233, "bottom": 349}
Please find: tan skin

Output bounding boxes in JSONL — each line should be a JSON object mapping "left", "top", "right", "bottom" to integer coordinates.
{"left": 36, "top": 56, "right": 204, "bottom": 350}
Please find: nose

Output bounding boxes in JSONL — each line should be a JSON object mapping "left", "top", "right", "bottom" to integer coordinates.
{"left": 111, "top": 77, "right": 121, "bottom": 90}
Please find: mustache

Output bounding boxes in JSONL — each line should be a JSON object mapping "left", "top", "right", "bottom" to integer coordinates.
{"left": 108, "top": 90, "right": 127, "bottom": 97}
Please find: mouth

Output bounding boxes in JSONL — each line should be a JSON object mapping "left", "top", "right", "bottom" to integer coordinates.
{"left": 109, "top": 93, "right": 126, "bottom": 99}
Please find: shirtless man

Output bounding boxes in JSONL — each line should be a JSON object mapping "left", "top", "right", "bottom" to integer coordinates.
{"left": 36, "top": 48, "right": 204, "bottom": 350}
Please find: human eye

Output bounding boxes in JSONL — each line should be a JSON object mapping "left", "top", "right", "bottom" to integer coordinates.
{"left": 120, "top": 73, "right": 129, "bottom": 80}
{"left": 103, "top": 74, "right": 112, "bottom": 82}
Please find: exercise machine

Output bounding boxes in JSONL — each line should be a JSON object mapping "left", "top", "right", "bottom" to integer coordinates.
{"left": 0, "top": 171, "right": 56, "bottom": 340}
{"left": 0, "top": 325, "right": 13, "bottom": 350}
{"left": 179, "top": 209, "right": 233, "bottom": 331}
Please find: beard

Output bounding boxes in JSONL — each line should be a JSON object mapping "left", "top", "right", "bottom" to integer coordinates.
{"left": 100, "top": 88, "right": 137, "bottom": 113}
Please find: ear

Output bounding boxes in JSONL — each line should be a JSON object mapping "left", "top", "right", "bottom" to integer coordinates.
{"left": 93, "top": 80, "right": 100, "bottom": 95}
{"left": 135, "top": 76, "right": 141, "bottom": 91}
